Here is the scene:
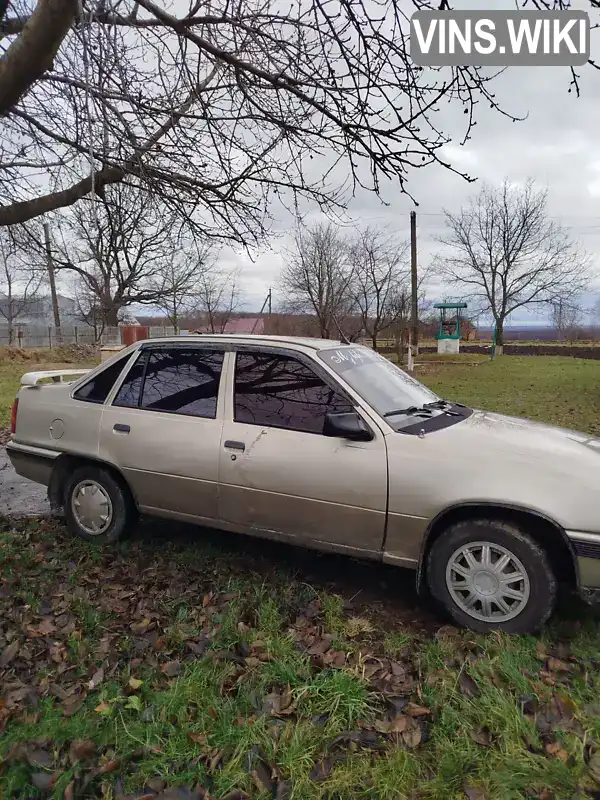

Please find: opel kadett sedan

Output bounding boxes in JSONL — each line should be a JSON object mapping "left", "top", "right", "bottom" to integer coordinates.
{"left": 7, "top": 335, "right": 600, "bottom": 633}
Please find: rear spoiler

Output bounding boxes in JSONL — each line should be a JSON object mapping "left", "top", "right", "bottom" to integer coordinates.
{"left": 20, "top": 369, "right": 91, "bottom": 387}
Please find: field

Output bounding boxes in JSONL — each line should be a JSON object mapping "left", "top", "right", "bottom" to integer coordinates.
{"left": 1, "top": 353, "right": 600, "bottom": 799}
{"left": 418, "top": 355, "right": 600, "bottom": 436}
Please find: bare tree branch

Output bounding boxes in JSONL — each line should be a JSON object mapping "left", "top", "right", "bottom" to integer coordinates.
{"left": 0, "top": 0, "right": 77, "bottom": 116}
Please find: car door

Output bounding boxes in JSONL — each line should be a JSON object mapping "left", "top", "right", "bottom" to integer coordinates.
{"left": 99, "top": 343, "right": 225, "bottom": 522}
{"left": 218, "top": 347, "right": 388, "bottom": 554}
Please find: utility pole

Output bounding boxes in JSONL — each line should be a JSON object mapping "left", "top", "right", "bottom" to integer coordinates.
{"left": 268, "top": 287, "right": 272, "bottom": 316}
{"left": 43, "top": 222, "right": 62, "bottom": 345}
{"left": 410, "top": 210, "right": 418, "bottom": 369}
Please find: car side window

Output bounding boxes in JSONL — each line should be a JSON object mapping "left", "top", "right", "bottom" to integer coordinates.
{"left": 73, "top": 353, "right": 133, "bottom": 404}
{"left": 234, "top": 351, "right": 353, "bottom": 434}
{"left": 122, "top": 348, "right": 224, "bottom": 418}
{"left": 113, "top": 351, "right": 147, "bottom": 408}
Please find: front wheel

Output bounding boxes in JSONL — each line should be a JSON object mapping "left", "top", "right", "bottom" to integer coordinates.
{"left": 64, "top": 465, "right": 136, "bottom": 544}
{"left": 426, "top": 519, "right": 556, "bottom": 634}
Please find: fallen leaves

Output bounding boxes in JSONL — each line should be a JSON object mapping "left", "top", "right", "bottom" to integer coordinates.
{"left": 470, "top": 726, "right": 493, "bottom": 747}
{"left": 161, "top": 660, "right": 182, "bottom": 678}
{"left": 545, "top": 740, "right": 570, "bottom": 764}
{"left": 0, "top": 638, "right": 19, "bottom": 666}
{"left": 261, "top": 686, "right": 294, "bottom": 717}
{"left": 88, "top": 666, "right": 104, "bottom": 690}
{"left": 31, "top": 771, "right": 57, "bottom": 790}
{"left": 69, "top": 739, "right": 97, "bottom": 765}
{"left": 1, "top": 517, "right": 600, "bottom": 799}
{"left": 458, "top": 671, "right": 480, "bottom": 699}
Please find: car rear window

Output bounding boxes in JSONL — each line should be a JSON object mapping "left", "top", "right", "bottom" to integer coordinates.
{"left": 73, "top": 353, "right": 133, "bottom": 404}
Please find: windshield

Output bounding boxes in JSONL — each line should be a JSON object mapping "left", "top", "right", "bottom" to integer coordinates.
{"left": 318, "top": 346, "right": 439, "bottom": 417}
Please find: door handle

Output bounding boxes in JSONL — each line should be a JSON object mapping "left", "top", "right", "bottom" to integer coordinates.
{"left": 113, "top": 423, "right": 130, "bottom": 433}
{"left": 224, "top": 440, "right": 245, "bottom": 452}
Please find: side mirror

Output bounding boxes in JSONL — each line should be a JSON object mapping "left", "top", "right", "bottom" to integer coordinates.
{"left": 323, "top": 411, "right": 373, "bottom": 442}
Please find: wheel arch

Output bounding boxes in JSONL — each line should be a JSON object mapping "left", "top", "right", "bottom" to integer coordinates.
{"left": 48, "top": 454, "right": 138, "bottom": 511}
{"left": 416, "top": 502, "right": 579, "bottom": 594}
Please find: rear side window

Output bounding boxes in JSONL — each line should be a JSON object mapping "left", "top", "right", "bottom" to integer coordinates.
{"left": 113, "top": 351, "right": 147, "bottom": 408}
{"left": 73, "top": 353, "right": 132, "bottom": 404}
{"left": 114, "top": 348, "right": 224, "bottom": 418}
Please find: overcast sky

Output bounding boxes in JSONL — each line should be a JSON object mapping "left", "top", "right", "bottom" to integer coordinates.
{"left": 229, "top": 0, "right": 600, "bottom": 325}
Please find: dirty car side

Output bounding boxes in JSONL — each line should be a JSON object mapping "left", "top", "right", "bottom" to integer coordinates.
{"left": 6, "top": 336, "right": 600, "bottom": 633}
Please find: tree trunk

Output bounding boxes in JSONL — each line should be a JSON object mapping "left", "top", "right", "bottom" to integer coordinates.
{"left": 104, "top": 307, "right": 120, "bottom": 328}
{"left": 495, "top": 319, "right": 504, "bottom": 355}
{"left": 371, "top": 334, "right": 378, "bottom": 352}
{"left": 7, "top": 320, "right": 13, "bottom": 345}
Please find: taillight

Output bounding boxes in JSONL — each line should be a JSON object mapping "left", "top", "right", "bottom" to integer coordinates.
{"left": 10, "top": 397, "right": 18, "bottom": 434}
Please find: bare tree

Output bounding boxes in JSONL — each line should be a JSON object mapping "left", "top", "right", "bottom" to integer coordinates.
{"left": 281, "top": 223, "right": 355, "bottom": 339}
{"left": 351, "top": 228, "right": 410, "bottom": 351}
{"left": 436, "top": 180, "right": 589, "bottom": 352}
{"left": 0, "top": 0, "right": 527, "bottom": 236}
{"left": 69, "top": 278, "right": 107, "bottom": 343}
{"left": 193, "top": 265, "right": 241, "bottom": 334}
{"left": 149, "top": 243, "right": 216, "bottom": 334}
{"left": 49, "top": 184, "right": 184, "bottom": 327}
{"left": 0, "top": 225, "right": 44, "bottom": 344}
{"left": 551, "top": 298, "right": 585, "bottom": 342}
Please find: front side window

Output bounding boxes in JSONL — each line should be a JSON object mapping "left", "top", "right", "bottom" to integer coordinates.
{"left": 234, "top": 351, "right": 353, "bottom": 434}
{"left": 74, "top": 353, "right": 133, "bottom": 404}
{"left": 113, "top": 348, "right": 223, "bottom": 418}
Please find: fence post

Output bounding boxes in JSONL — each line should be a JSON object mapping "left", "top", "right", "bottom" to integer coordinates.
{"left": 74, "top": 326, "right": 78, "bottom": 344}
{"left": 48, "top": 326, "right": 52, "bottom": 349}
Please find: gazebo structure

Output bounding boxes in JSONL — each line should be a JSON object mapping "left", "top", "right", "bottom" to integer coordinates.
{"left": 434, "top": 302, "right": 468, "bottom": 355}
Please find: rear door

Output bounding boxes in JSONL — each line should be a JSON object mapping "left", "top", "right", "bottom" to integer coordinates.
{"left": 217, "top": 347, "right": 388, "bottom": 554}
{"left": 99, "top": 343, "right": 225, "bottom": 522}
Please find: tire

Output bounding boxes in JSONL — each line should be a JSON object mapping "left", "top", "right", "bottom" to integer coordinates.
{"left": 64, "top": 465, "right": 136, "bottom": 544}
{"left": 426, "top": 518, "right": 556, "bottom": 634}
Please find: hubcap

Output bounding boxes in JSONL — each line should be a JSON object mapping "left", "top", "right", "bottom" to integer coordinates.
{"left": 445, "top": 541, "right": 530, "bottom": 622}
{"left": 71, "top": 480, "right": 112, "bottom": 535}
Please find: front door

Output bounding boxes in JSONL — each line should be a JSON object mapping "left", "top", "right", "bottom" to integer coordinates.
{"left": 218, "top": 348, "right": 388, "bottom": 554}
{"left": 99, "top": 344, "right": 225, "bottom": 522}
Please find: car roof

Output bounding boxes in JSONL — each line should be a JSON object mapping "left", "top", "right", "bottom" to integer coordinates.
{"left": 135, "top": 334, "right": 355, "bottom": 351}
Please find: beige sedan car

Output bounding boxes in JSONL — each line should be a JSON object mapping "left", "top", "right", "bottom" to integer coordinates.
{"left": 7, "top": 335, "right": 600, "bottom": 633}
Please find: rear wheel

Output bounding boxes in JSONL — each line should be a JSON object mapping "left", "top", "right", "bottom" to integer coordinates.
{"left": 64, "top": 465, "right": 136, "bottom": 544}
{"left": 427, "top": 518, "right": 556, "bottom": 634}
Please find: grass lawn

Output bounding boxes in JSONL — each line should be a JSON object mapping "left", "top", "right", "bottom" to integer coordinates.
{"left": 417, "top": 355, "right": 600, "bottom": 436}
{"left": 1, "top": 353, "right": 600, "bottom": 798}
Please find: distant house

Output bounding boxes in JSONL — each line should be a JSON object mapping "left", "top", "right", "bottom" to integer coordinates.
{"left": 0, "top": 294, "right": 81, "bottom": 327}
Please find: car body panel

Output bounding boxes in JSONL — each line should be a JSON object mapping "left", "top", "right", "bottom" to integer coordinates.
{"left": 217, "top": 349, "right": 388, "bottom": 552}
{"left": 98, "top": 405, "right": 224, "bottom": 520}
{"left": 6, "top": 335, "right": 600, "bottom": 596}
{"left": 96, "top": 343, "right": 228, "bottom": 521}
{"left": 14, "top": 383, "right": 103, "bottom": 458}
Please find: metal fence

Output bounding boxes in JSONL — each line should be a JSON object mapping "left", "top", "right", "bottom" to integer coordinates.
{"left": 0, "top": 325, "right": 179, "bottom": 349}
